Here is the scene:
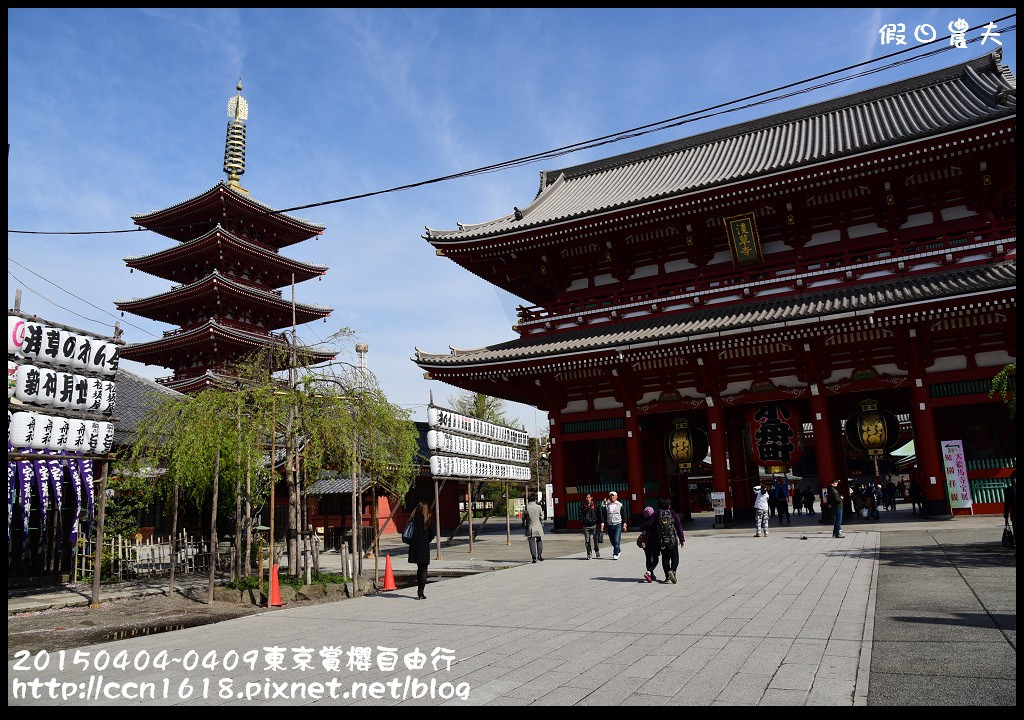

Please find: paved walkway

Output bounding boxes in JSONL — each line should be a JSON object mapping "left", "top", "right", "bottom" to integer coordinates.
{"left": 9, "top": 508, "right": 1015, "bottom": 706}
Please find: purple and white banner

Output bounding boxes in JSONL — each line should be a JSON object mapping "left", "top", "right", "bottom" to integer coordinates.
{"left": 66, "top": 457, "right": 83, "bottom": 546}
{"left": 17, "top": 458, "right": 33, "bottom": 562}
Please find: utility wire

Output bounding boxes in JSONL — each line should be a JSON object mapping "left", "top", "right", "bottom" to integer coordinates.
{"left": 7, "top": 270, "right": 118, "bottom": 329}
{"left": 8, "top": 14, "right": 1015, "bottom": 237}
{"left": 7, "top": 258, "right": 157, "bottom": 337}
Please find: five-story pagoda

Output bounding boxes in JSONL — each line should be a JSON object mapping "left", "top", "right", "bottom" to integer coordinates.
{"left": 117, "top": 83, "right": 334, "bottom": 393}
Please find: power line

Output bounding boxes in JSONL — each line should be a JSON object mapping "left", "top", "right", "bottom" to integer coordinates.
{"left": 7, "top": 270, "right": 119, "bottom": 329}
{"left": 7, "top": 15, "right": 1015, "bottom": 237}
{"left": 7, "top": 257, "right": 157, "bottom": 337}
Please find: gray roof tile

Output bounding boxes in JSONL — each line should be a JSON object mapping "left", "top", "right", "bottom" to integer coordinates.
{"left": 426, "top": 53, "right": 1015, "bottom": 244}
{"left": 415, "top": 260, "right": 1015, "bottom": 367}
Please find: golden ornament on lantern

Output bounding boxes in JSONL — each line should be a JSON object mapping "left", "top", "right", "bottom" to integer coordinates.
{"left": 665, "top": 418, "right": 709, "bottom": 473}
{"left": 844, "top": 399, "right": 901, "bottom": 456}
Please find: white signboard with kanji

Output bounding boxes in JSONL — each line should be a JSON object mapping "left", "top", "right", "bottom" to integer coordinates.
{"left": 941, "top": 439, "right": 973, "bottom": 512}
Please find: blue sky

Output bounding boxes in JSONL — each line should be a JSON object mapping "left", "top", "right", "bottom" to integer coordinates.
{"left": 7, "top": 8, "right": 1016, "bottom": 435}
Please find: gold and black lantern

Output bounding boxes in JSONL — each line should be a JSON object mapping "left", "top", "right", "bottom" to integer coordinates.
{"left": 844, "top": 399, "right": 901, "bottom": 456}
{"left": 665, "top": 418, "right": 709, "bottom": 472}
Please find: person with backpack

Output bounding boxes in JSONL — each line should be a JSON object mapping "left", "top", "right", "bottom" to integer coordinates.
{"left": 580, "top": 493, "right": 602, "bottom": 559}
{"left": 642, "top": 497, "right": 684, "bottom": 583}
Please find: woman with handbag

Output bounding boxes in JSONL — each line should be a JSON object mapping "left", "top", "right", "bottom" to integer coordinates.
{"left": 407, "top": 501, "right": 435, "bottom": 599}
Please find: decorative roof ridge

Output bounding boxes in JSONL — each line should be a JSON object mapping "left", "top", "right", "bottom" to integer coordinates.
{"left": 542, "top": 51, "right": 1013, "bottom": 186}
{"left": 116, "top": 269, "right": 333, "bottom": 312}
{"left": 132, "top": 181, "right": 326, "bottom": 231}
{"left": 424, "top": 174, "right": 568, "bottom": 239}
{"left": 124, "top": 224, "right": 329, "bottom": 270}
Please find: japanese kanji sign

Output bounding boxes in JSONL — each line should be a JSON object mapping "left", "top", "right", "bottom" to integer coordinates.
{"left": 724, "top": 211, "right": 764, "bottom": 267}
{"left": 941, "top": 439, "right": 973, "bottom": 511}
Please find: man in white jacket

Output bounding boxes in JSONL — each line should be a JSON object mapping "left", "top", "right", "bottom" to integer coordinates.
{"left": 753, "top": 484, "right": 771, "bottom": 538}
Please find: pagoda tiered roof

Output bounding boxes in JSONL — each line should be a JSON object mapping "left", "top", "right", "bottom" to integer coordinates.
{"left": 132, "top": 182, "right": 325, "bottom": 249}
{"left": 425, "top": 52, "right": 1015, "bottom": 248}
{"left": 124, "top": 225, "right": 328, "bottom": 286}
{"left": 114, "top": 270, "right": 332, "bottom": 329}
{"left": 120, "top": 318, "right": 335, "bottom": 368}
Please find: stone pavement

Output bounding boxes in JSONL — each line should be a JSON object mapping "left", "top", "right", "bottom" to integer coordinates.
{"left": 8, "top": 508, "right": 1015, "bottom": 706}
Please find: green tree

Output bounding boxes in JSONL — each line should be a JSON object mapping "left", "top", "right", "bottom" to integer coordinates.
{"left": 989, "top": 362, "right": 1016, "bottom": 419}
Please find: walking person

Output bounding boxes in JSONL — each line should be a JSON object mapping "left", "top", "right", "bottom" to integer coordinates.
{"left": 909, "top": 480, "right": 923, "bottom": 514}
{"left": 639, "top": 506, "right": 660, "bottom": 582}
{"left": 793, "top": 485, "right": 803, "bottom": 516}
{"left": 804, "top": 487, "right": 815, "bottom": 516}
{"left": 407, "top": 500, "right": 435, "bottom": 600}
{"left": 753, "top": 483, "right": 770, "bottom": 537}
{"left": 774, "top": 476, "right": 791, "bottom": 525}
{"left": 826, "top": 478, "right": 846, "bottom": 538}
{"left": 580, "top": 493, "right": 602, "bottom": 559}
{"left": 652, "top": 498, "right": 684, "bottom": 583}
{"left": 523, "top": 497, "right": 545, "bottom": 562}
{"left": 600, "top": 491, "right": 627, "bottom": 559}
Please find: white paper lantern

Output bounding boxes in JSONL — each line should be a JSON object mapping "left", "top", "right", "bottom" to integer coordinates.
{"left": 15, "top": 364, "right": 43, "bottom": 405}
{"left": 10, "top": 411, "right": 40, "bottom": 447}
{"left": 70, "top": 335, "right": 93, "bottom": 370}
{"left": 36, "top": 367, "right": 59, "bottom": 406}
{"left": 47, "top": 416, "right": 72, "bottom": 451}
{"left": 56, "top": 330, "right": 78, "bottom": 366}
{"left": 101, "top": 380, "right": 116, "bottom": 413}
{"left": 7, "top": 361, "right": 16, "bottom": 398}
{"left": 55, "top": 372, "right": 76, "bottom": 409}
{"left": 18, "top": 321, "right": 45, "bottom": 359}
{"left": 100, "top": 422, "right": 115, "bottom": 454}
{"left": 40, "top": 326, "right": 62, "bottom": 364}
{"left": 87, "top": 341, "right": 116, "bottom": 375}
{"left": 8, "top": 316, "right": 27, "bottom": 355}
{"left": 68, "top": 419, "right": 89, "bottom": 453}
{"left": 71, "top": 374, "right": 90, "bottom": 409}
{"left": 35, "top": 414, "right": 56, "bottom": 451}
{"left": 86, "top": 377, "right": 104, "bottom": 412}
{"left": 85, "top": 421, "right": 103, "bottom": 454}
{"left": 103, "top": 343, "right": 119, "bottom": 376}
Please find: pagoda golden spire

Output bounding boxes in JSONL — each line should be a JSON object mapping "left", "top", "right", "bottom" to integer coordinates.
{"left": 223, "top": 79, "right": 249, "bottom": 194}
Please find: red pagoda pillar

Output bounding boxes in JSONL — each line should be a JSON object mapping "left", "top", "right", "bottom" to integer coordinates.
{"left": 625, "top": 406, "right": 645, "bottom": 524}
{"left": 707, "top": 400, "right": 731, "bottom": 522}
{"left": 908, "top": 332, "right": 948, "bottom": 515}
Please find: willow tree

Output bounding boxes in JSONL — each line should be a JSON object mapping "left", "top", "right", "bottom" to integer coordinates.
{"left": 298, "top": 365, "right": 420, "bottom": 574}
{"left": 121, "top": 387, "right": 248, "bottom": 602}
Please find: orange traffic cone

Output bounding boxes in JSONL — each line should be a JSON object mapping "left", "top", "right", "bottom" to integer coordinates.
{"left": 382, "top": 554, "right": 397, "bottom": 591}
{"left": 268, "top": 563, "right": 284, "bottom": 607}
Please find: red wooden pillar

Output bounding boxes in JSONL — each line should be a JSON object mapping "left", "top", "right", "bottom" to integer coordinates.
{"left": 625, "top": 406, "right": 645, "bottom": 524}
{"left": 908, "top": 337, "right": 948, "bottom": 515}
{"left": 728, "top": 411, "right": 753, "bottom": 521}
{"left": 549, "top": 414, "right": 567, "bottom": 530}
{"left": 809, "top": 388, "right": 840, "bottom": 492}
{"left": 707, "top": 400, "right": 731, "bottom": 522}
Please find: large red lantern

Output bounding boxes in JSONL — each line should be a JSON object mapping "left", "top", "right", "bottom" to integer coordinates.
{"left": 844, "top": 398, "right": 901, "bottom": 456}
{"left": 745, "top": 402, "right": 803, "bottom": 471}
{"left": 665, "top": 418, "right": 709, "bottom": 473}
